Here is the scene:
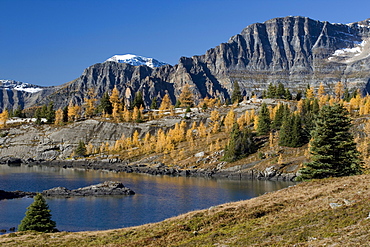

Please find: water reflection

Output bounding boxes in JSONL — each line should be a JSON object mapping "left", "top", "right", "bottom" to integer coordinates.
{"left": 0, "top": 164, "right": 295, "bottom": 232}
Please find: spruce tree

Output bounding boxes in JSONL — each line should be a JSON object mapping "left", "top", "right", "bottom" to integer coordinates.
{"left": 223, "top": 123, "right": 255, "bottom": 162}
{"left": 298, "top": 104, "right": 363, "bottom": 180}
{"left": 295, "top": 91, "right": 302, "bottom": 101}
{"left": 257, "top": 103, "right": 271, "bottom": 135}
{"left": 276, "top": 82, "right": 285, "bottom": 99}
{"left": 13, "top": 105, "right": 24, "bottom": 118}
{"left": 75, "top": 140, "right": 87, "bottom": 157}
{"left": 18, "top": 193, "right": 57, "bottom": 232}
{"left": 46, "top": 102, "right": 55, "bottom": 124}
{"left": 133, "top": 91, "right": 144, "bottom": 109}
{"left": 285, "top": 88, "right": 292, "bottom": 100}
{"left": 150, "top": 97, "right": 158, "bottom": 109}
{"left": 62, "top": 105, "right": 69, "bottom": 123}
{"left": 279, "top": 111, "right": 293, "bottom": 146}
{"left": 99, "top": 92, "right": 113, "bottom": 115}
{"left": 272, "top": 103, "right": 287, "bottom": 130}
{"left": 267, "top": 83, "right": 277, "bottom": 98}
{"left": 279, "top": 112, "right": 306, "bottom": 148}
{"left": 290, "top": 113, "right": 305, "bottom": 147}
{"left": 231, "top": 81, "right": 242, "bottom": 103}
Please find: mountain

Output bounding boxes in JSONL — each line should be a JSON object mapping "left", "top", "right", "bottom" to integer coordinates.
{"left": 105, "top": 54, "right": 169, "bottom": 68}
{"left": 0, "top": 80, "right": 57, "bottom": 111}
{"left": 2, "top": 16, "right": 370, "bottom": 111}
{"left": 0, "top": 80, "right": 44, "bottom": 93}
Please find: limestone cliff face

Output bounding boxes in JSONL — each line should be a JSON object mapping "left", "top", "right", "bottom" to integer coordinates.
{"left": 3, "top": 16, "right": 370, "bottom": 110}
{"left": 196, "top": 16, "right": 370, "bottom": 97}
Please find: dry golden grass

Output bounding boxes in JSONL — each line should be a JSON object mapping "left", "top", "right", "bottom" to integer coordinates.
{"left": 1, "top": 174, "right": 370, "bottom": 246}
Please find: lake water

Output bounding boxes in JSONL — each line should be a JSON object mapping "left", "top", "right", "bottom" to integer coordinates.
{"left": 0, "top": 164, "right": 295, "bottom": 232}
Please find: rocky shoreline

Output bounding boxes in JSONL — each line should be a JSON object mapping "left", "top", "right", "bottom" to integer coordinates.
{"left": 0, "top": 181, "right": 135, "bottom": 200}
{"left": 0, "top": 157, "right": 298, "bottom": 182}
{"left": 26, "top": 159, "right": 297, "bottom": 181}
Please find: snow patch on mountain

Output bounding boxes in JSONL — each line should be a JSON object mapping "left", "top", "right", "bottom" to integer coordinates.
{"left": 0, "top": 80, "right": 43, "bottom": 93}
{"left": 105, "top": 54, "right": 168, "bottom": 68}
{"left": 328, "top": 39, "right": 370, "bottom": 63}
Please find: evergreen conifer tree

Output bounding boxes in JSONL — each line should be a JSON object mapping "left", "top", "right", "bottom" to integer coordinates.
{"left": 133, "top": 91, "right": 144, "bottom": 109}
{"left": 272, "top": 103, "right": 287, "bottom": 130}
{"left": 223, "top": 123, "right": 255, "bottom": 162}
{"left": 279, "top": 111, "right": 292, "bottom": 146}
{"left": 46, "top": 102, "right": 55, "bottom": 124}
{"left": 18, "top": 193, "right": 57, "bottom": 232}
{"left": 13, "top": 105, "right": 24, "bottom": 118}
{"left": 75, "top": 140, "right": 87, "bottom": 157}
{"left": 231, "top": 81, "right": 243, "bottom": 103}
{"left": 298, "top": 104, "right": 363, "bottom": 180}
{"left": 150, "top": 97, "right": 158, "bottom": 109}
{"left": 99, "top": 92, "right": 113, "bottom": 115}
{"left": 295, "top": 91, "right": 303, "bottom": 101}
{"left": 267, "top": 83, "right": 277, "bottom": 98}
{"left": 285, "top": 88, "right": 292, "bottom": 100}
{"left": 290, "top": 113, "right": 305, "bottom": 147}
{"left": 257, "top": 103, "right": 271, "bottom": 135}
{"left": 62, "top": 105, "right": 69, "bottom": 123}
{"left": 276, "top": 82, "right": 285, "bottom": 99}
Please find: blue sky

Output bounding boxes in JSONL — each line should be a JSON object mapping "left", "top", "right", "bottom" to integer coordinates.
{"left": 1, "top": 0, "right": 370, "bottom": 86}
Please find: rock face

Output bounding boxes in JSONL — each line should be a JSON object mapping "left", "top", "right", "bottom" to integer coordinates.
{"left": 42, "top": 181, "right": 135, "bottom": 197}
{"left": 0, "top": 117, "right": 191, "bottom": 160}
{"left": 2, "top": 16, "right": 370, "bottom": 111}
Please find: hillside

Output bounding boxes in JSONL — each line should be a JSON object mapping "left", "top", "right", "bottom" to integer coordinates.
{"left": 1, "top": 174, "right": 369, "bottom": 246}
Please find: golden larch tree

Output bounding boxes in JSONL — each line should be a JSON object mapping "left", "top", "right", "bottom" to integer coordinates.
{"left": 334, "top": 81, "right": 344, "bottom": 99}
{"left": 179, "top": 84, "right": 194, "bottom": 107}
{"left": 224, "top": 109, "right": 236, "bottom": 132}
{"left": 317, "top": 82, "right": 325, "bottom": 97}
{"left": 0, "top": 109, "right": 9, "bottom": 127}
{"left": 68, "top": 103, "right": 81, "bottom": 122}
{"left": 84, "top": 88, "right": 98, "bottom": 118}
{"left": 54, "top": 108, "right": 64, "bottom": 125}
{"left": 159, "top": 94, "right": 172, "bottom": 111}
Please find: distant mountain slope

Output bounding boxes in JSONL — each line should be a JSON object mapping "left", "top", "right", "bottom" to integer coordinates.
{"left": 105, "top": 54, "right": 169, "bottom": 68}
{"left": 0, "top": 80, "right": 57, "bottom": 111}
{"left": 2, "top": 16, "right": 370, "bottom": 110}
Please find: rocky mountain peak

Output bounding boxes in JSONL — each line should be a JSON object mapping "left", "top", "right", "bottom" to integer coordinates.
{"left": 105, "top": 54, "right": 169, "bottom": 68}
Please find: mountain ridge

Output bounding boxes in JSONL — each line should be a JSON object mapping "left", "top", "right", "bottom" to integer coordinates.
{"left": 2, "top": 16, "right": 370, "bottom": 111}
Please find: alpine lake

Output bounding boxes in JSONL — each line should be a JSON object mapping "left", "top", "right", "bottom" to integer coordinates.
{"left": 0, "top": 164, "right": 295, "bottom": 233}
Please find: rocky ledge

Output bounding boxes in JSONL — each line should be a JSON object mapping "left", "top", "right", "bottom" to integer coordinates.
{"left": 0, "top": 181, "right": 135, "bottom": 200}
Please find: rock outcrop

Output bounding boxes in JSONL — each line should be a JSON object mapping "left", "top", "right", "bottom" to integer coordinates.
{"left": 42, "top": 181, "right": 135, "bottom": 197}
{"left": 0, "top": 116, "right": 194, "bottom": 160}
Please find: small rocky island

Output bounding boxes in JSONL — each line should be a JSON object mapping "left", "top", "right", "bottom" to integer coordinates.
{"left": 0, "top": 181, "right": 135, "bottom": 200}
